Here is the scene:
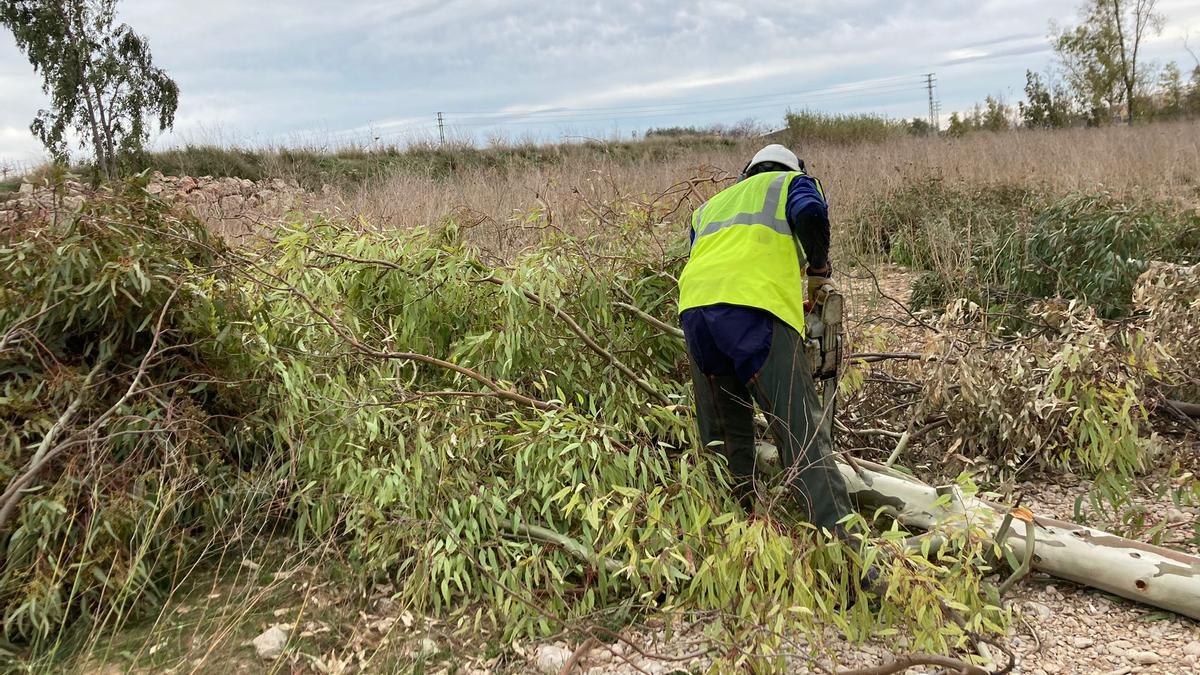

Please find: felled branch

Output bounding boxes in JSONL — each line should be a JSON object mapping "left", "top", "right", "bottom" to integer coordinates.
{"left": 614, "top": 301, "right": 685, "bottom": 339}
{"left": 836, "top": 459, "right": 1200, "bottom": 620}
{"left": 884, "top": 418, "right": 948, "bottom": 468}
{"left": 1165, "top": 399, "right": 1200, "bottom": 419}
{"left": 0, "top": 355, "right": 109, "bottom": 533}
{"left": 558, "top": 637, "right": 599, "bottom": 675}
{"left": 478, "top": 276, "right": 672, "bottom": 407}
{"left": 0, "top": 285, "right": 185, "bottom": 535}
{"left": 233, "top": 251, "right": 560, "bottom": 412}
{"left": 500, "top": 518, "right": 622, "bottom": 574}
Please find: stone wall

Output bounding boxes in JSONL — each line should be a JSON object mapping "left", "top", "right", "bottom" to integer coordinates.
{"left": 1, "top": 173, "right": 323, "bottom": 236}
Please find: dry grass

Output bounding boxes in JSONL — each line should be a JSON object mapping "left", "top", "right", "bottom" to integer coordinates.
{"left": 342, "top": 120, "right": 1200, "bottom": 246}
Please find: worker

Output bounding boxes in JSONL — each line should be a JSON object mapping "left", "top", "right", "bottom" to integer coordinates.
{"left": 677, "top": 144, "right": 854, "bottom": 535}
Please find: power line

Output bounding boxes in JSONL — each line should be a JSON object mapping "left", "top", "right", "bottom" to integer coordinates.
{"left": 448, "top": 81, "right": 926, "bottom": 129}
{"left": 442, "top": 74, "right": 926, "bottom": 120}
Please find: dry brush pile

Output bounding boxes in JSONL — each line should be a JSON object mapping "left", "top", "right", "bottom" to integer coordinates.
{"left": 1, "top": 175, "right": 1197, "bottom": 671}
{"left": 841, "top": 178, "right": 1200, "bottom": 518}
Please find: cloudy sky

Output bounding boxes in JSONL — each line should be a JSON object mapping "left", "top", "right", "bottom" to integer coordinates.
{"left": 2, "top": 0, "right": 1199, "bottom": 164}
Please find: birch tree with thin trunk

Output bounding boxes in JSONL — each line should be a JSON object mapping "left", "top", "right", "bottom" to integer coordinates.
{"left": 1108, "top": 0, "right": 1163, "bottom": 125}
{"left": 1054, "top": 0, "right": 1164, "bottom": 125}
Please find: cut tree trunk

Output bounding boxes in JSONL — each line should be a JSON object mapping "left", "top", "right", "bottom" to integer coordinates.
{"left": 836, "top": 459, "right": 1200, "bottom": 620}
{"left": 755, "top": 445, "right": 1200, "bottom": 620}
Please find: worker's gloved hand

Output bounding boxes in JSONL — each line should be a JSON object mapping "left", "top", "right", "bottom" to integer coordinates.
{"left": 807, "top": 275, "right": 836, "bottom": 306}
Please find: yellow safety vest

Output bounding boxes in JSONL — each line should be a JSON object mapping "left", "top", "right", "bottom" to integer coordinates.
{"left": 678, "top": 171, "right": 816, "bottom": 336}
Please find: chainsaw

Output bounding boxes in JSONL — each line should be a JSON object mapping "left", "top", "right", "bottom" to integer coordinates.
{"left": 804, "top": 284, "right": 844, "bottom": 441}
{"left": 751, "top": 285, "right": 843, "bottom": 474}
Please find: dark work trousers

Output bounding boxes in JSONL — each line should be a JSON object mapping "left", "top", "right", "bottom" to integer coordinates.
{"left": 682, "top": 305, "right": 853, "bottom": 534}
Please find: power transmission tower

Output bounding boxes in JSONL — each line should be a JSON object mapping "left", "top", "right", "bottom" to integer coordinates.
{"left": 925, "top": 73, "right": 940, "bottom": 134}
{"left": 437, "top": 112, "right": 445, "bottom": 146}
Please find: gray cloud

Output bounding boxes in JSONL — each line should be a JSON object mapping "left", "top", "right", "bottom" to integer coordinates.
{"left": 938, "top": 42, "right": 1055, "bottom": 67}
{"left": 2, "top": 0, "right": 1199, "bottom": 161}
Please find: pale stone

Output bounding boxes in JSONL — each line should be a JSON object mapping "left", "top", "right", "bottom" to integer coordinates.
{"left": 252, "top": 625, "right": 289, "bottom": 660}
{"left": 1166, "top": 508, "right": 1189, "bottom": 524}
{"left": 1024, "top": 601, "right": 1052, "bottom": 620}
{"left": 1126, "top": 650, "right": 1160, "bottom": 665}
{"left": 1073, "top": 637, "right": 1094, "bottom": 649}
{"left": 534, "top": 645, "right": 572, "bottom": 674}
{"left": 1184, "top": 641, "right": 1200, "bottom": 657}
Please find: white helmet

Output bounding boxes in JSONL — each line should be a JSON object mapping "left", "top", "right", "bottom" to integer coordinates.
{"left": 746, "top": 144, "right": 801, "bottom": 173}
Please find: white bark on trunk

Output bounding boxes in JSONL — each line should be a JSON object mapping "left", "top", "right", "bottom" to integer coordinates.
{"left": 835, "top": 460, "right": 1200, "bottom": 620}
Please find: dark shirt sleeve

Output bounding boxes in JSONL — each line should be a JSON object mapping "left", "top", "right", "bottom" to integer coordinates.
{"left": 785, "top": 175, "right": 830, "bottom": 271}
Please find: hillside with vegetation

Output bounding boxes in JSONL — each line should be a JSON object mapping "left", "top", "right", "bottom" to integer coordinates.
{"left": 2, "top": 0, "right": 1200, "bottom": 673}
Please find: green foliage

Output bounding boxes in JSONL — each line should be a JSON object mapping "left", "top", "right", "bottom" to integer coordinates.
{"left": 248, "top": 219, "right": 1004, "bottom": 653}
{"left": 945, "top": 97, "right": 1012, "bottom": 137}
{"left": 992, "top": 193, "right": 1196, "bottom": 318}
{"left": 906, "top": 117, "right": 934, "bottom": 136}
{"left": 0, "top": 178, "right": 272, "bottom": 647}
{"left": 849, "top": 177, "right": 1035, "bottom": 280}
{"left": 1020, "top": 71, "right": 1073, "bottom": 128}
{"left": 1053, "top": 0, "right": 1164, "bottom": 125}
{"left": 1154, "top": 62, "right": 1187, "bottom": 118}
{"left": 643, "top": 120, "right": 764, "bottom": 139}
{"left": 0, "top": 0, "right": 179, "bottom": 179}
{"left": 0, "top": 182, "right": 1012, "bottom": 664}
{"left": 782, "top": 110, "right": 905, "bottom": 145}
{"left": 1190, "top": 65, "right": 1200, "bottom": 114}
{"left": 851, "top": 179, "right": 1200, "bottom": 319}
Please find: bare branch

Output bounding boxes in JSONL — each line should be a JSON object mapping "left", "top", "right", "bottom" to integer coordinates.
{"left": 614, "top": 301, "right": 684, "bottom": 339}
{"left": 558, "top": 638, "right": 599, "bottom": 675}
{"left": 831, "top": 653, "right": 988, "bottom": 675}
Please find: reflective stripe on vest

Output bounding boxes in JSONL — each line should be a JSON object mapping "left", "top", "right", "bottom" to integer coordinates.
{"left": 691, "top": 173, "right": 791, "bottom": 243}
{"left": 678, "top": 171, "right": 811, "bottom": 337}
